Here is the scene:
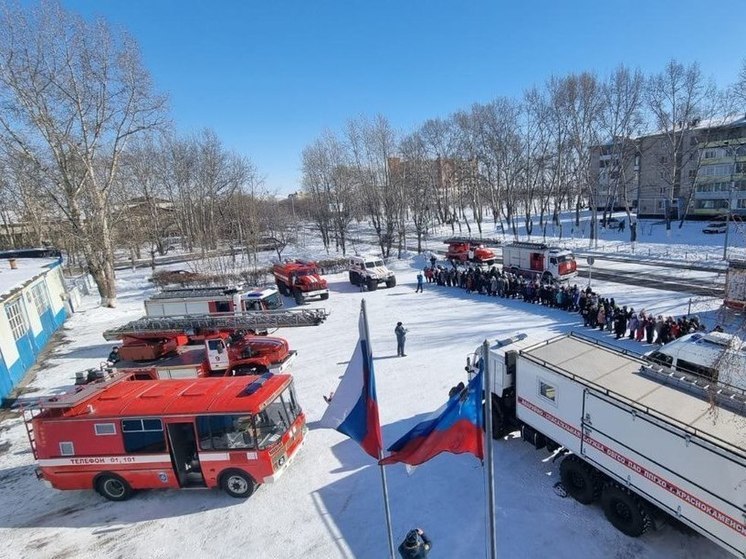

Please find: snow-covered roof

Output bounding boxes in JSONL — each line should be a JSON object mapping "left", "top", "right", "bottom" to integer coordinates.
{"left": 637, "top": 114, "right": 746, "bottom": 140}
{"left": 0, "top": 257, "right": 60, "bottom": 301}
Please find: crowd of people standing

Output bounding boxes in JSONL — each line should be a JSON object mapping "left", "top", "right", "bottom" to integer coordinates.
{"left": 423, "top": 263, "right": 706, "bottom": 346}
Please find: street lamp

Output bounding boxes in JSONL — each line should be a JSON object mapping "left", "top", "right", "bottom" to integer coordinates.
{"left": 288, "top": 192, "right": 298, "bottom": 223}
{"left": 722, "top": 142, "right": 738, "bottom": 261}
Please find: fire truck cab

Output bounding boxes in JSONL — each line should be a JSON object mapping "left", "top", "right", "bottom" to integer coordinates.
{"left": 502, "top": 242, "right": 577, "bottom": 282}
{"left": 24, "top": 375, "right": 306, "bottom": 501}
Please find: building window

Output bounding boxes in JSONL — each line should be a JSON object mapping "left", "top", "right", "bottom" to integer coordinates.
{"left": 94, "top": 423, "right": 116, "bottom": 436}
{"left": 121, "top": 418, "right": 166, "bottom": 453}
{"left": 688, "top": 170, "right": 697, "bottom": 179}
{"left": 59, "top": 442, "right": 75, "bottom": 456}
{"left": 538, "top": 380, "right": 557, "bottom": 404}
{"left": 701, "top": 164, "right": 732, "bottom": 177}
{"left": 31, "top": 283, "right": 50, "bottom": 317}
{"left": 197, "top": 415, "right": 257, "bottom": 450}
{"left": 5, "top": 299, "right": 28, "bottom": 341}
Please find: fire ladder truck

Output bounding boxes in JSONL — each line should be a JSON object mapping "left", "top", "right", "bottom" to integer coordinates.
{"left": 103, "top": 308, "right": 330, "bottom": 341}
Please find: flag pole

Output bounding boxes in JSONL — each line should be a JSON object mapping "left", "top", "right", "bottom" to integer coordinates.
{"left": 483, "top": 339, "right": 497, "bottom": 558}
{"left": 361, "top": 299, "right": 396, "bottom": 559}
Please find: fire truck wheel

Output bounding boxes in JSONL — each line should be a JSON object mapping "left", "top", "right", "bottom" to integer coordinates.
{"left": 542, "top": 271, "right": 553, "bottom": 284}
{"left": 220, "top": 469, "right": 257, "bottom": 499}
{"left": 601, "top": 483, "right": 652, "bottom": 537}
{"left": 95, "top": 473, "right": 133, "bottom": 502}
{"left": 293, "top": 289, "right": 304, "bottom": 305}
{"left": 367, "top": 278, "right": 378, "bottom": 291}
{"left": 385, "top": 277, "right": 396, "bottom": 288}
{"left": 276, "top": 281, "right": 289, "bottom": 296}
{"left": 320, "top": 292, "right": 329, "bottom": 300}
{"left": 559, "top": 455, "right": 601, "bottom": 505}
{"left": 490, "top": 395, "right": 505, "bottom": 439}
{"left": 349, "top": 271, "right": 360, "bottom": 285}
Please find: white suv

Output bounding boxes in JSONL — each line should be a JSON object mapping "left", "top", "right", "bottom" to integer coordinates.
{"left": 348, "top": 255, "right": 396, "bottom": 291}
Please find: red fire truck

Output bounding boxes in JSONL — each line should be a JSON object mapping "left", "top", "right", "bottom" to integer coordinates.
{"left": 444, "top": 237, "right": 500, "bottom": 265}
{"left": 272, "top": 259, "right": 329, "bottom": 304}
{"left": 113, "top": 330, "right": 297, "bottom": 378}
{"left": 24, "top": 374, "right": 306, "bottom": 501}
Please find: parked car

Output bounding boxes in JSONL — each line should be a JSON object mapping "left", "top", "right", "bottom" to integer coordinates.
{"left": 599, "top": 216, "right": 622, "bottom": 228}
{"left": 702, "top": 222, "right": 727, "bottom": 234}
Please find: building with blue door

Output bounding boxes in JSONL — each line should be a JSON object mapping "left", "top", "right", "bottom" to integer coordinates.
{"left": 0, "top": 254, "right": 69, "bottom": 401}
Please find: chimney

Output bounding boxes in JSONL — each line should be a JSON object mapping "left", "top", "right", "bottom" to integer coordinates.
{"left": 9, "top": 258, "right": 17, "bottom": 270}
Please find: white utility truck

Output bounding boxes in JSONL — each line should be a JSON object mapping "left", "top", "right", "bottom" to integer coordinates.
{"left": 502, "top": 242, "right": 577, "bottom": 283}
{"left": 144, "top": 286, "right": 282, "bottom": 317}
{"left": 469, "top": 333, "right": 745, "bottom": 557}
{"left": 646, "top": 331, "right": 745, "bottom": 391}
{"left": 348, "top": 255, "right": 396, "bottom": 291}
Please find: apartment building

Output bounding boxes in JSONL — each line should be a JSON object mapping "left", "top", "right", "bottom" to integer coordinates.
{"left": 591, "top": 115, "right": 746, "bottom": 219}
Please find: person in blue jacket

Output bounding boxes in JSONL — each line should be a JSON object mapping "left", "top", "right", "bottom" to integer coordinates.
{"left": 398, "top": 528, "right": 431, "bottom": 558}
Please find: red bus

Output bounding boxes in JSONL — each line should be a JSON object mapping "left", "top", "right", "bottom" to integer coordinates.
{"left": 24, "top": 373, "right": 305, "bottom": 501}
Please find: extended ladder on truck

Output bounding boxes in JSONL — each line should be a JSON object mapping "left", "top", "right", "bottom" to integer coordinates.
{"left": 103, "top": 309, "right": 330, "bottom": 341}
{"left": 443, "top": 237, "right": 502, "bottom": 246}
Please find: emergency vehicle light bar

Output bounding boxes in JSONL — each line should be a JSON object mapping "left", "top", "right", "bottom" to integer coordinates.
{"left": 243, "top": 372, "right": 274, "bottom": 396}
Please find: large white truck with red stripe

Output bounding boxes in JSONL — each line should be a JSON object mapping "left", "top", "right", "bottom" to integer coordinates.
{"left": 468, "top": 333, "right": 745, "bottom": 558}
{"left": 502, "top": 242, "right": 577, "bottom": 283}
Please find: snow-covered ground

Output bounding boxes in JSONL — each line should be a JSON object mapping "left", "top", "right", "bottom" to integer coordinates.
{"left": 0, "top": 247, "right": 737, "bottom": 558}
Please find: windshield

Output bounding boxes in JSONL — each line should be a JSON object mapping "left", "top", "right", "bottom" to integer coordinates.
{"left": 366, "top": 260, "right": 384, "bottom": 268}
{"left": 243, "top": 292, "right": 282, "bottom": 311}
{"left": 296, "top": 269, "right": 318, "bottom": 277}
{"left": 254, "top": 385, "right": 300, "bottom": 449}
{"left": 264, "top": 292, "right": 282, "bottom": 309}
{"left": 556, "top": 255, "right": 573, "bottom": 263}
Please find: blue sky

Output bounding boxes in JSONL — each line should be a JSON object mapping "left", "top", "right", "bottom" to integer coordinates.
{"left": 62, "top": 0, "right": 745, "bottom": 194}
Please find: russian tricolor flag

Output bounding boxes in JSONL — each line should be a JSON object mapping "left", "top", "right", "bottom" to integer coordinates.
{"left": 379, "top": 367, "right": 484, "bottom": 467}
{"left": 320, "top": 305, "right": 383, "bottom": 459}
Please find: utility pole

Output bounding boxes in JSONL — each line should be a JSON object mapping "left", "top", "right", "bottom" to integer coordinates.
{"left": 723, "top": 143, "right": 737, "bottom": 261}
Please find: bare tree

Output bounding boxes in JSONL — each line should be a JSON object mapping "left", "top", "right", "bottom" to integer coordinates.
{"left": 0, "top": 1, "right": 166, "bottom": 306}
{"left": 419, "top": 118, "right": 459, "bottom": 229}
{"left": 598, "top": 65, "right": 645, "bottom": 239}
{"left": 346, "top": 115, "right": 400, "bottom": 257}
{"left": 115, "top": 135, "right": 178, "bottom": 266}
{"left": 547, "top": 73, "right": 603, "bottom": 246}
{"left": 734, "top": 59, "right": 746, "bottom": 106}
{"left": 646, "top": 60, "right": 715, "bottom": 233}
{"left": 396, "top": 132, "right": 435, "bottom": 252}
{"left": 301, "top": 132, "right": 357, "bottom": 254}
